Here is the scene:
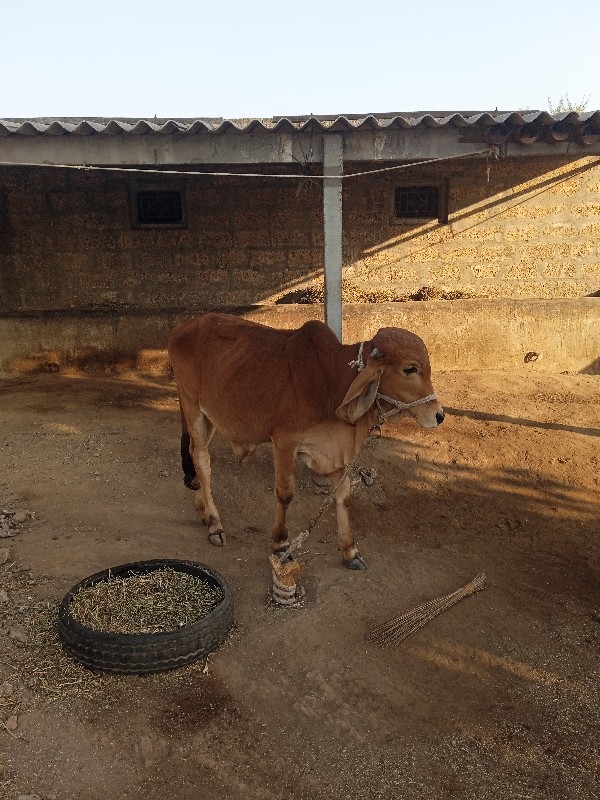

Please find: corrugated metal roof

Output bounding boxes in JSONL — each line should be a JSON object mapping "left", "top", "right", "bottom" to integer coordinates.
{"left": 1, "top": 111, "right": 599, "bottom": 136}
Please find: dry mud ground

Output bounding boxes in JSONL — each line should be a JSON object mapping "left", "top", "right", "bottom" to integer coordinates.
{"left": 0, "top": 369, "right": 599, "bottom": 800}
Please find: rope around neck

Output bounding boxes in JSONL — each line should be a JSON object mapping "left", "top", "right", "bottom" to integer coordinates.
{"left": 348, "top": 341, "right": 365, "bottom": 372}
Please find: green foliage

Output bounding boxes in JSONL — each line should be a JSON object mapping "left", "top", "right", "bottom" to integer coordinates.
{"left": 547, "top": 93, "right": 590, "bottom": 114}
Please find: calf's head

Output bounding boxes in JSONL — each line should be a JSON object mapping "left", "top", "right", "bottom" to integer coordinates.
{"left": 336, "top": 327, "right": 444, "bottom": 428}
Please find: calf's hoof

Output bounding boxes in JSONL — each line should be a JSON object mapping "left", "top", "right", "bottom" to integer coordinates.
{"left": 208, "top": 531, "right": 226, "bottom": 547}
{"left": 344, "top": 554, "right": 367, "bottom": 570}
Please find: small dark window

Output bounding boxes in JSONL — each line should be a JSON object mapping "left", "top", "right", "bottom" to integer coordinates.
{"left": 395, "top": 186, "right": 440, "bottom": 219}
{"left": 136, "top": 190, "right": 184, "bottom": 225}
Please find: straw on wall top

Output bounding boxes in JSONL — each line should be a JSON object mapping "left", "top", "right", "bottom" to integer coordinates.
{"left": 366, "top": 573, "right": 486, "bottom": 648}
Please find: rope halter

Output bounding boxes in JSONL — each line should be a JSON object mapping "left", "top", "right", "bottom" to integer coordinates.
{"left": 375, "top": 391, "right": 438, "bottom": 422}
{"left": 349, "top": 341, "right": 438, "bottom": 423}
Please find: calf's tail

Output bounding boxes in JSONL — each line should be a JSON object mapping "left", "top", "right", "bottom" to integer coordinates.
{"left": 179, "top": 413, "right": 197, "bottom": 490}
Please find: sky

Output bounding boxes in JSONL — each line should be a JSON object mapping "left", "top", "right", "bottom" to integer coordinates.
{"left": 2, "top": 0, "right": 599, "bottom": 120}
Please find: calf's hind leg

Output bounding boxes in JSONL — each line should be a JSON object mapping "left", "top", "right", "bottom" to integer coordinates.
{"left": 188, "top": 411, "right": 226, "bottom": 546}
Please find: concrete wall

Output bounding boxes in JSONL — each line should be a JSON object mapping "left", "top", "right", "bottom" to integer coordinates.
{"left": 1, "top": 155, "right": 599, "bottom": 316}
{"left": 1, "top": 299, "right": 598, "bottom": 375}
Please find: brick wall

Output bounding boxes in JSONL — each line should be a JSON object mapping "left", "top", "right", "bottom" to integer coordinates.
{"left": 344, "top": 155, "right": 600, "bottom": 299}
{"left": 0, "top": 167, "right": 322, "bottom": 313}
{"left": 1, "top": 155, "right": 599, "bottom": 314}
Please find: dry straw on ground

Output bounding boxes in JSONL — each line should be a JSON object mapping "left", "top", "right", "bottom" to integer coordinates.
{"left": 276, "top": 282, "right": 474, "bottom": 304}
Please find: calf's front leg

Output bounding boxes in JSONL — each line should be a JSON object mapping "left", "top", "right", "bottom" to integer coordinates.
{"left": 330, "top": 468, "right": 367, "bottom": 569}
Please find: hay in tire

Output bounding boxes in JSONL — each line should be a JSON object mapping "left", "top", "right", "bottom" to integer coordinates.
{"left": 58, "top": 559, "right": 233, "bottom": 674}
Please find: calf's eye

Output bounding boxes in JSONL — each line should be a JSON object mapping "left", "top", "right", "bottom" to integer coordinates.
{"left": 403, "top": 366, "right": 418, "bottom": 375}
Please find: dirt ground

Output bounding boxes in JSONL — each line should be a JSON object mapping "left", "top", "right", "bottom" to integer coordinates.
{"left": 0, "top": 367, "right": 599, "bottom": 800}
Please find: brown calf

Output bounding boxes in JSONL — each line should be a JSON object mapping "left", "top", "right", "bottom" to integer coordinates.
{"left": 168, "top": 313, "right": 443, "bottom": 569}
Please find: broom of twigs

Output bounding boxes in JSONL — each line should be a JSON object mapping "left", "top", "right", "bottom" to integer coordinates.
{"left": 366, "top": 572, "right": 486, "bottom": 647}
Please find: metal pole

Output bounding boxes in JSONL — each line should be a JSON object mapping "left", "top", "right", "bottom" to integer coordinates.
{"left": 322, "top": 134, "right": 343, "bottom": 341}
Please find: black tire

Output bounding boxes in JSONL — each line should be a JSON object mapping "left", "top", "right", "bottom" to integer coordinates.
{"left": 57, "top": 559, "right": 234, "bottom": 674}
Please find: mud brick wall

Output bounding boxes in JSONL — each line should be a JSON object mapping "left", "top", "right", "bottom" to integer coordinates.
{"left": 0, "top": 167, "right": 321, "bottom": 313}
{"left": 344, "top": 155, "right": 600, "bottom": 299}
{"left": 1, "top": 155, "right": 599, "bottom": 314}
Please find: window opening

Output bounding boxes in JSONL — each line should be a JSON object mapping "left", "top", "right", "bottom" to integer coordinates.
{"left": 135, "top": 190, "right": 184, "bottom": 225}
{"left": 394, "top": 186, "right": 440, "bottom": 219}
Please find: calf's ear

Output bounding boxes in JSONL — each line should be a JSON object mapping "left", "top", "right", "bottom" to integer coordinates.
{"left": 335, "top": 363, "right": 382, "bottom": 424}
